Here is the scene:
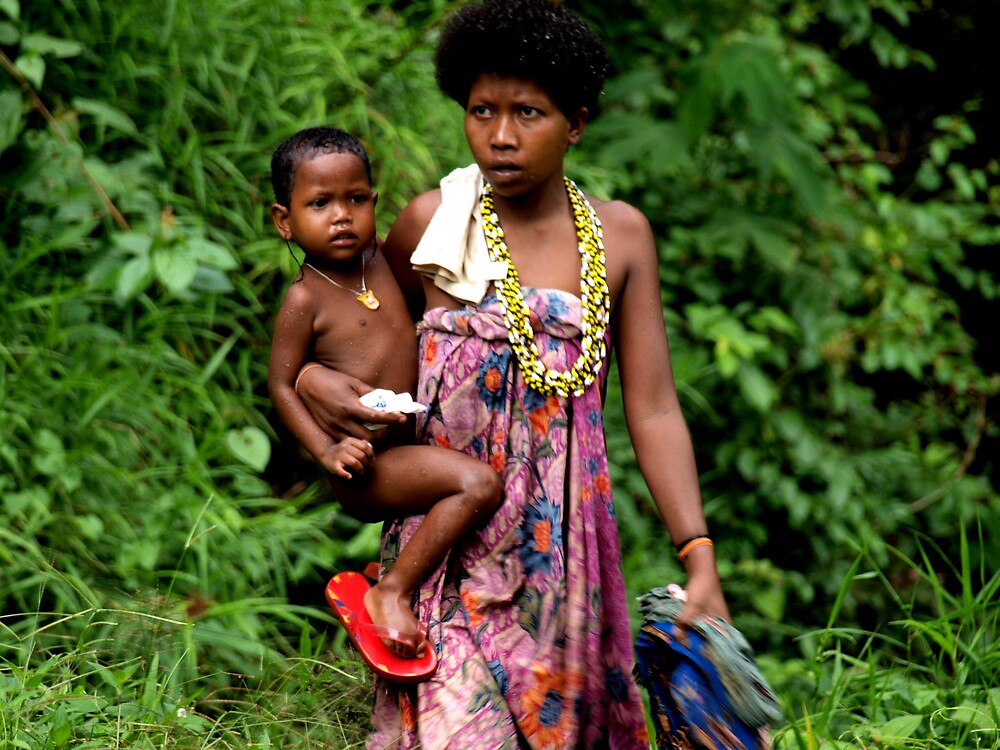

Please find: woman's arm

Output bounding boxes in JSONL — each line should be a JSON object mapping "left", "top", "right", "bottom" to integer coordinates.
{"left": 607, "top": 203, "right": 730, "bottom": 626}
{"left": 294, "top": 364, "right": 406, "bottom": 441}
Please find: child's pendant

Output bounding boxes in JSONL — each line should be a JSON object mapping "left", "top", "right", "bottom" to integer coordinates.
{"left": 357, "top": 289, "right": 380, "bottom": 310}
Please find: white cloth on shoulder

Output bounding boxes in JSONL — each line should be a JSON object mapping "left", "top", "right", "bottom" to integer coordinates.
{"left": 409, "top": 164, "right": 508, "bottom": 305}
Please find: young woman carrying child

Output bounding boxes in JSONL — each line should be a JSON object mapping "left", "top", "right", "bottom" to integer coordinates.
{"left": 296, "top": 1, "right": 730, "bottom": 746}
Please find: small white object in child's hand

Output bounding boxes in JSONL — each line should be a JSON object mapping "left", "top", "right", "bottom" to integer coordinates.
{"left": 359, "top": 389, "right": 427, "bottom": 429}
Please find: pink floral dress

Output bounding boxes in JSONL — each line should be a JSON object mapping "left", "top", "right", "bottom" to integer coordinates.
{"left": 369, "top": 289, "right": 650, "bottom": 750}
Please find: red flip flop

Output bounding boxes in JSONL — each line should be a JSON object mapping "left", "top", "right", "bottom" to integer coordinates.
{"left": 325, "top": 571, "right": 438, "bottom": 683}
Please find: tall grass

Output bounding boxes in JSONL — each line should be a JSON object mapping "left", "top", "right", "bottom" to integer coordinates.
{"left": 0, "top": 609, "right": 375, "bottom": 748}
{"left": 773, "top": 525, "right": 1000, "bottom": 749}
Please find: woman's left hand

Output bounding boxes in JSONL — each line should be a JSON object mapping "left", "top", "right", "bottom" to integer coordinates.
{"left": 674, "top": 566, "right": 730, "bottom": 628}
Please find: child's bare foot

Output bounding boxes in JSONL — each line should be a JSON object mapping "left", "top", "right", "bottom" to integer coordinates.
{"left": 364, "top": 583, "right": 427, "bottom": 658}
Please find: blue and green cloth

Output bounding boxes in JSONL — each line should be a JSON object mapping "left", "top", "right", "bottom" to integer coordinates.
{"left": 633, "top": 587, "right": 784, "bottom": 750}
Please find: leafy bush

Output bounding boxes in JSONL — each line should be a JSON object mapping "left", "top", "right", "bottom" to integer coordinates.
{"left": 2, "top": 0, "right": 462, "bottom": 740}
{"left": 578, "top": 0, "right": 1000, "bottom": 641}
{"left": 774, "top": 526, "right": 1000, "bottom": 749}
{"left": 2, "top": 0, "right": 997, "bottom": 743}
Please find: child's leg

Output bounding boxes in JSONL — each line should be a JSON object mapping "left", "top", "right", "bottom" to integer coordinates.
{"left": 334, "top": 445, "right": 502, "bottom": 656}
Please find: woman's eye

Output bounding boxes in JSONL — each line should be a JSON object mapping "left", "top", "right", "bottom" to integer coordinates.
{"left": 520, "top": 106, "right": 539, "bottom": 117}
{"left": 470, "top": 105, "right": 490, "bottom": 116}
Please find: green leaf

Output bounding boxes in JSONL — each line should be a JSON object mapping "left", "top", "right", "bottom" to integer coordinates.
{"left": 752, "top": 585, "right": 785, "bottom": 620}
{"left": 72, "top": 97, "right": 138, "bottom": 135}
{"left": 748, "top": 222, "right": 798, "bottom": 272}
{"left": 48, "top": 706, "right": 72, "bottom": 746}
{"left": 875, "top": 714, "right": 923, "bottom": 739}
{"left": 739, "top": 363, "right": 777, "bottom": 411}
{"left": 717, "top": 39, "right": 790, "bottom": 124}
{"left": 0, "top": 90, "right": 23, "bottom": 154}
{"left": 0, "top": 20, "right": 18, "bottom": 45}
{"left": 746, "top": 124, "right": 829, "bottom": 214}
{"left": 590, "top": 113, "right": 690, "bottom": 174}
{"left": 190, "top": 267, "right": 234, "bottom": 293}
{"left": 0, "top": 0, "right": 19, "bottom": 21}
{"left": 113, "top": 231, "right": 153, "bottom": 257}
{"left": 226, "top": 427, "right": 271, "bottom": 472}
{"left": 14, "top": 51, "right": 44, "bottom": 89}
{"left": 677, "top": 58, "right": 718, "bottom": 144}
{"left": 3, "top": 487, "right": 50, "bottom": 515}
{"left": 32, "top": 428, "right": 66, "bottom": 476}
{"left": 115, "top": 255, "right": 153, "bottom": 303}
{"left": 74, "top": 514, "right": 105, "bottom": 540}
{"left": 184, "top": 236, "right": 238, "bottom": 270}
{"left": 153, "top": 242, "right": 198, "bottom": 293}
{"left": 22, "top": 32, "right": 83, "bottom": 58}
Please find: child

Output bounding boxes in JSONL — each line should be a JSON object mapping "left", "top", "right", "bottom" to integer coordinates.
{"left": 267, "top": 127, "right": 502, "bottom": 676}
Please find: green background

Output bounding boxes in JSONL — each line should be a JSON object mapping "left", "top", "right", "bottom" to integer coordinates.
{"left": 1, "top": 0, "right": 997, "bottom": 746}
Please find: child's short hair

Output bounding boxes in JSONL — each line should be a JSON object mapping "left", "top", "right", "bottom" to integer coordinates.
{"left": 271, "top": 127, "right": 372, "bottom": 207}
{"left": 435, "top": 0, "right": 610, "bottom": 118}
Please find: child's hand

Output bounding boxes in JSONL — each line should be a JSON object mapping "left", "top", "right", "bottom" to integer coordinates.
{"left": 321, "top": 438, "right": 375, "bottom": 479}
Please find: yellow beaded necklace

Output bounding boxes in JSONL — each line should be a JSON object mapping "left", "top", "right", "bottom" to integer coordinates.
{"left": 479, "top": 177, "right": 610, "bottom": 397}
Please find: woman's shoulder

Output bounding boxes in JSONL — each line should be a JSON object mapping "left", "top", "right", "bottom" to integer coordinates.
{"left": 383, "top": 188, "right": 442, "bottom": 259}
{"left": 588, "top": 194, "right": 655, "bottom": 263}
{"left": 588, "top": 194, "right": 651, "bottom": 234}
{"left": 397, "top": 187, "right": 443, "bottom": 229}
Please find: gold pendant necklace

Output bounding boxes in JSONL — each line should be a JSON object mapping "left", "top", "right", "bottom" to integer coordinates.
{"left": 305, "top": 255, "right": 380, "bottom": 310}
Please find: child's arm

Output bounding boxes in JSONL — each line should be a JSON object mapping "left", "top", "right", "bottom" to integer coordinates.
{"left": 268, "top": 284, "right": 374, "bottom": 477}
{"left": 608, "top": 201, "right": 730, "bottom": 626}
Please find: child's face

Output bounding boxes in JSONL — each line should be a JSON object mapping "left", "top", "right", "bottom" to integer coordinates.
{"left": 464, "top": 73, "right": 586, "bottom": 199}
{"left": 272, "top": 151, "right": 377, "bottom": 264}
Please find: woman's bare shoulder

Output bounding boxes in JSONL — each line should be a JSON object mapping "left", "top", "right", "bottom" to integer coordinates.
{"left": 589, "top": 195, "right": 656, "bottom": 266}
{"left": 589, "top": 195, "right": 651, "bottom": 234}
{"left": 397, "top": 188, "right": 443, "bottom": 231}
{"left": 383, "top": 188, "right": 441, "bottom": 260}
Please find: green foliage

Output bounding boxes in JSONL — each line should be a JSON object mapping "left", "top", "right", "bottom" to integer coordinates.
{"left": 0, "top": 613, "right": 374, "bottom": 748}
{"left": 773, "top": 526, "right": 1000, "bottom": 749}
{"left": 1, "top": 0, "right": 997, "bottom": 742}
{"left": 1, "top": 0, "right": 459, "bottom": 740}
{"left": 580, "top": 0, "right": 999, "bottom": 641}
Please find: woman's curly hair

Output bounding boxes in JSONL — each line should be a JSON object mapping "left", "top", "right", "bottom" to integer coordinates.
{"left": 435, "top": 0, "right": 610, "bottom": 118}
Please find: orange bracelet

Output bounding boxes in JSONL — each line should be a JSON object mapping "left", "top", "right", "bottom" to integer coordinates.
{"left": 294, "top": 363, "right": 324, "bottom": 395}
{"left": 677, "top": 537, "right": 714, "bottom": 562}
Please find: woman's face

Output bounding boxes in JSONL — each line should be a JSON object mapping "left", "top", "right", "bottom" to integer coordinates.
{"left": 464, "top": 73, "right": 586, "bottom": 199}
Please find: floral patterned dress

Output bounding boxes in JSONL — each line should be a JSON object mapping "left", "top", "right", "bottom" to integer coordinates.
{"left": 369, "top": 289, "right": 651, "bottom": 750}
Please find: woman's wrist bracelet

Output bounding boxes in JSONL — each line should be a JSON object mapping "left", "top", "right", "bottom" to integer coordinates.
{"left": 676, "top": 535, "right": 713, "bottom": 562}
{"left": 294, "top": 363, "right": 324, "bottom": 395}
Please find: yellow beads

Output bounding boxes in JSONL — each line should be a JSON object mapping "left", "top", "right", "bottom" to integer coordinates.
{"left": 479, "top": 177, "right": 610, "bottom": 398}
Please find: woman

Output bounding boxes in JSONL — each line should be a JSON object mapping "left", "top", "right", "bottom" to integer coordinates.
{"left": 296, "top": 1, "right": 729, "bottom": 747}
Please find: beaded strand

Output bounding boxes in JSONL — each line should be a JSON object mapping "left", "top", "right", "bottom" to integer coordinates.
{"left": 479, "top": 177, "right": 611, "bottom": 397}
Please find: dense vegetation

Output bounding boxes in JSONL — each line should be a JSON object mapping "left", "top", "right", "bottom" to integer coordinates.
{"left": 1, "top": 0, "right": 997, "bottom": 747}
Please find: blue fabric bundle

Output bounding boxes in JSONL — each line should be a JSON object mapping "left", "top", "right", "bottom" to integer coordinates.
{"left": 633, "top": 587, "right": 783, "bottom": 750}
